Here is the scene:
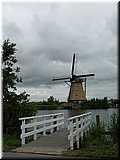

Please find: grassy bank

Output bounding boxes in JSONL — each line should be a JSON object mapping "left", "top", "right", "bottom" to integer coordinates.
{"left": 63, "top": 127, "right": 118, "bottom": 158}
{"left": 3, "top": 134, "right": 21, "bottom": 152}
{"left": 63, "top": 144, "right": 118, "bottom": 158}
{"left": 63, "top": 112, "right": 119, "bottom": 158}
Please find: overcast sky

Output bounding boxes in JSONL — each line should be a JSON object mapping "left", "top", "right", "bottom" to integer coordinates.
{"left": 1, "top": 1, "right": 118, "bottom": 102}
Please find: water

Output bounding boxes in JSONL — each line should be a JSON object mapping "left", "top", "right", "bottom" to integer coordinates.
{"left": 36, "top": 108, "right": 119, "bottom": 128}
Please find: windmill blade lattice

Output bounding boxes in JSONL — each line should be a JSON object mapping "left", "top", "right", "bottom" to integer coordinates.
{"left": 71, "top": 53, "right": 76, "bottom": 76}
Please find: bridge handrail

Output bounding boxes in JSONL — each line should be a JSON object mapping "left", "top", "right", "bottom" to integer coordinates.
{"left": 19, "top": 113, "right": 64, "bottom": 120}
{"left": 68, "top": 112, "right": 91, "bottom": 120}
{"left": 68, "top": 112, "right": 91, "bottom": 150}
{"left": 19, "top": 113, "right": 64, "bottom": 146}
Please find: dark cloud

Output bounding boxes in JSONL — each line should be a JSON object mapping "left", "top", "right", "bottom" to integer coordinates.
{"left": 2, "top": 2, "right": 118, "bottom": 101}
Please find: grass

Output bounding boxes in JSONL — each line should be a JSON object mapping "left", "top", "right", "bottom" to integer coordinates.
{"left": 3, "top": 133, "right": 44, "bottom": 152}
{"left": 3, "top": 134, "right": 21, "bottom": 152}
{"left": 63, "top": 112, "right": 119, "bottom": 158}
{"left": 63, "top": 144, "right": 118, "bottom": 158}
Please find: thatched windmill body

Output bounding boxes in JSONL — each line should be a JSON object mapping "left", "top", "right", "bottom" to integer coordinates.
{"left": 52, "top": 54, "right": 95, "bottom": 103}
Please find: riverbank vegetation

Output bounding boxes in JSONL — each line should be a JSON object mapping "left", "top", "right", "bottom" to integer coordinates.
{"left": 27, "top": 95, "right": 61, "bottom": 110}
{"left": 63, "top": 112, "right": 119, "bottom": 158}
{"left": 26, "top": 97, "right": 118, "bottom": 110}
{"left": 79, "top": 97, "right": 118, "bottom": 109}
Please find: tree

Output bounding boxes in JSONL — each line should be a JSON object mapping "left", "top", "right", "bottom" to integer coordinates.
{"left": 2, "top": 39, "right": 37, "bottom": 136}
{"left": 48, "top": 96, "right": 54, "bottom": 104}
{"left": 2, "top": 39, "right": 22, "bottom": 103}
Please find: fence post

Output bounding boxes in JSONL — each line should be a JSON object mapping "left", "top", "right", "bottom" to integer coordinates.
{"left": 33, "top": 118, "right": 37, "bottom": 140}
{"left": 76, "top": 117, "right": 79, "bottom": 149}
{"left": 81, "top": 116, "right": 84, "bottom": 141}
{"left": 62, "top": 113, "right": 64, "bottom": 128}
{"left": 96, "top": 115, "right": 100, "bottom": 136}
{"left": 57, "top": 115, "right": 59, "bottom": 131}
{"left": 96, "top": 115, "right": 100, "bottom": 125}
{"left": 84, "top": 115, "right": 87, "bottom": 136}
{"left": 21, "top": 119, "right": 25, "bottom": 146}
{"left": 54, "top": 115, "right": 57, "bottom": 132}
{"left": 88, "top": 113, "right": 91, "bottom": 132}
{"left": 43, "top": 116, "right": 46, "bottom": 136}
{"left": 70, "top": 120, "right": 74, "bottom": 150}
{"left": 86, "top": 115, "right": 90, "bottom": 135}
{"left": 50, "top": 115, "right": 54, "bottom": 133}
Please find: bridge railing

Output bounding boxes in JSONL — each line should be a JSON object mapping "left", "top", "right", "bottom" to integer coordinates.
{"left": 19, "top": 113, "right": 64, "bottom": 146}
{"left": 68, "top": 112, "right": 91, "bottom": 150}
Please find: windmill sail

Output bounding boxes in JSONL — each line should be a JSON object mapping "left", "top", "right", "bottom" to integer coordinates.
{"left": 75, "top": 73, "right": 95, "bottom": 78}
{"left": 52, "top": 76, "right": 70, "bottom": 81}
{"left": 71, "top": 53, "right": 75, "bottom": 76}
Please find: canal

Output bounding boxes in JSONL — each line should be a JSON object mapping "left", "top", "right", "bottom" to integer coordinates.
{"left": 36, "top": 108, "right": 118, "bottom": 128}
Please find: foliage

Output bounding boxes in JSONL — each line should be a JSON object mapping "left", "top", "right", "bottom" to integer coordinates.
{"left": 47, "top": 95, "right": 59, "bottom": 104}
{"left": 2, "top": 39, "right": 37, "bottom": 136}
{"left": 107, "top": 112, "right": 119, "bottom": 143}
{"left": 3, "top": 98, "right": 37, "bottom": 136}
{"left": 88, "top": 122, "right": 106, "bottom": 142}
{"left": 47, "top": 96, "right": 54, "bottom": 104}
{"left": 108, "top": 99, "right": 119, "bottom": 108}
{"left": 3, "top": 134, "right": 21, "bottom": 152}
{"left": 26, "top": 96, "right": 61, "bottom": 110}
{"left": 80, "top": 97, "right": 109, "bottom": 109}
{"left": 27, "top": 102, "right": 60, "bottom": 110}
{"left": 36, "top": 104, "right": 58, "bottom": 110}
{"left": 63, "top": 144, "right": 118, "bottom": 158}
{"left": 2, "top": 39, "right": 22, "bottom": 103}
{"left": 84, "top": 112, "right": 119, "bottom": 145}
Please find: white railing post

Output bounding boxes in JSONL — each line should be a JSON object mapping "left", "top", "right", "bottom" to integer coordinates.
{"left": 87, "top": 113, "right": 91, "bottom": 133}
{"left": 76, "top": 117, "right": 79, "bottom": 149}
{"left": 43, "top": 116, "right": 46, "bottom": 136}
{"left": 21, "top": 119, "right": 25, "bottom": 146}
{"left": 54, "top": 114, "right": 57, "bottom": 132}
{"left": 57, "top": 114, "right": 59, "bottom": 131}
{"left": 50, "top": 115, "right": 54, "bottom": 133}
{"left": 81, "top": 116, "right": 84, "bottom": 141}
{"left": 84, "top": 115, "right": 87, "bottom": 136}
{"left": 62, "top": 113, "right": 64, "bottom": 128}
{"left": 70, "top": 120, "right": 74, "bottom": 150}
{"left": 34, "top": 118, "right": 37, "bottom": 140}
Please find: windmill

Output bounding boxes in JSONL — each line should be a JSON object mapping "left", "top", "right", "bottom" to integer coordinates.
{"left": 52, "top": 53, "right": 95, "bottom": 103}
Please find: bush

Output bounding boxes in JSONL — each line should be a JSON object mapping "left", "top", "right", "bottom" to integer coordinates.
{"left": 3, "top": 134, "right": 21, "bottom": 152}
{"left": 89, "top": 122, "right": 106, "bottom": 140}
{"left": 107, "top": 112, "right": 119, "bottom": 143}
{"left": 3, "top": 102, "right": 37, "bottom": 137}
{"left": 83, "top": 112, "right": 119, "bottom": 146}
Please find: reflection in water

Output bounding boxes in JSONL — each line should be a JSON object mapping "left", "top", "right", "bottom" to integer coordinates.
{"left": 36, "top": 108, "right": 118, "bottom": 128}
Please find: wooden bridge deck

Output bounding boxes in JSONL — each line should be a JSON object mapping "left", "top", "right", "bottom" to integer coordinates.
{"left": 13, "top": 128, "right": 69, "bottom": 155}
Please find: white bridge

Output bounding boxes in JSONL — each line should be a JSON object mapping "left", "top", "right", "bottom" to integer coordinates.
{"left": 19, "top": 113, "right": 64, "bottom": 146}
{"left": 18, "top": 112, "right": 91, "bottom": 152}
